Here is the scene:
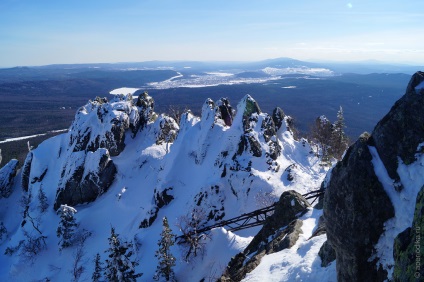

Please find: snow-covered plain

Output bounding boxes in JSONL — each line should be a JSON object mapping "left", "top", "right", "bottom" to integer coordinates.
{"left": 144, "top": 67, "right": 334, "bottom": 90}
{"left": 0, "top": 129, "right": 68, "bottom": 144}
{"left": 0, "top": 94, "right": 332, "bottom": 281}
{"left": 109, "top": 87, "right": 141, "bottom": 95}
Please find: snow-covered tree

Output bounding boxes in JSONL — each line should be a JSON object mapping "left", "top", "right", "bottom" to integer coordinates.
{"left": 92, "top": 253, "right": 103, "bottom": 282}
{"left": 37, "top": 186, "right": 48, "bottom": 213}
{"left": 331, "top": 106, "right": 349, "bottom": 159}
{"left": 104, "top": 227, "right": 142, "bottom": 281}
{"left": 310, "top": 115, "right": 333, "bottom": 163}
{"left": 154, "top": 217, "right": 176, "bottom": 281}
{"left": 56, "top": 205, "right": 78, "bottom": 250}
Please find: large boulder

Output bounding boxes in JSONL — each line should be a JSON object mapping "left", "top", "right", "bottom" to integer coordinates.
{"left": 324, "top": 134, "right": 394, "bottom": 281}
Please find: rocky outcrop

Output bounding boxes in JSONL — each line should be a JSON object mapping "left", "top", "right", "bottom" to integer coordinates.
{"left": 220, "top": 191, "right": 310, "bottom": 281}
{"left": 21, "top": 152, "right": 33, "bottom": 192}
{"left": 370, "top": 71, "right": 424, "bottom": 186}
{"left": 54, "top": 148, "right": 116, "bottom": 210}
{"left": 153, "top": 114, "right": 179, "bottom": 145}
{"left": 324, "top": 71, "right": 424, "bottom": 281}
{"left": 324, "top": 134, "right": 395, "bottom": 281}
{"left": 272, "top": 107, "right": 285, "bottom": 130}
{"left": 217, "top": 98, "right": 234, "bottom": 126}
{"left": 0, "top": 159, "right": 19, "bottom": 198}
{"left": 393, "top": 186, "right": 424, "bottom": 280}
{"left": 69, "top": 93, "right": 158, "bottom": 156}
{"left": 236, "top": 95, "right": 281, "bottom": 162}
{"left": 133, "top": 91, "right": 157, "bottom": 134}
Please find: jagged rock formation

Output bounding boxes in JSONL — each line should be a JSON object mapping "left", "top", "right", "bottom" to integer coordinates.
{"left": 324, "top": 71, "right": 424, "bottom": 281}
{"left": 371, "top": 71, "right": 424, "bottom": 187}
{"left": 0, "top": 159, "right": 19, "bottom": 198}
{"left": 2, "top": 89, "right": 326, "bottom": 282}
{"left": 220, "top": 191, "right": 310, "bottom": 281}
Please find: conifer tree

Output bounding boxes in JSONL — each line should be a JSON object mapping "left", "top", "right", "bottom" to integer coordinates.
{"left": 56, "top": 204, "right": 78, "bottom": 250}
{"left": 92, "top": 253, "right": 103, "bottom": 282}
{"left": 154, "top": 217, "right": 177, "bottom": 281}
{"left": 104, "top": 227, "right": 142, "bottom": 282}
{"left": 331, "top": 106, "right": 349, "bottom": 159}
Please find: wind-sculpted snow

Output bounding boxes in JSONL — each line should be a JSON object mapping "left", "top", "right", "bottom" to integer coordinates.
{"left": 0, "top": 92, "right": 328, "bottom": 281}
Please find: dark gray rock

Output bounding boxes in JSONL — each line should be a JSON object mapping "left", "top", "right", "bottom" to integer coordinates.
{"left": 154, "top": 115, "right": 179, "bottom": 145}
{"left": 236, "top": 97, "right": 281, "bottom": 161}
{"left": 140, "top": 187, "right": 175, "bottom": 228}
{"left": 0, "top": 159, "right": 19, "bottom": 198}
{"left": 272, "top": 107, "right": 285, "bottom": 130}
{"left": 21, "top": 152, "right": 33, "bottom": 192}
{"left": 220, "top": 191, "right": 310, "bottom": 281}
{"left": 261, "top": 114, "right": 281, "bottom": 160}
{"left": 241, "top": 95, "right": 261, "bottom": 127}
{"left": 324, "top": 134, "right": 395, "bottom": 282}
{"left": 323, "top": 72, "right": 424, "bottom": 281}
{"left": 393, "top": 185, "right": 424, "bottom": 280}
{"left": 54, "top": 148, "right": 116, "bottom": 210}
{"left": 217, "top": 98, "right": 234, "bottom": 126}
{"left": 69, "top": 94, "right": 136, "bottom": 156}
{"left": 135, "top": 91, "right": 156, "bottom": 131}
{"left": 370, "top": 71, "right": 424, "bottom": 185}
{"left": 318, "top": 240, "right": 336, "bottom": 267}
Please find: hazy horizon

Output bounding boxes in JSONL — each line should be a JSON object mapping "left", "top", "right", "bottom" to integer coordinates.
{"left": 1, "top": 0, "right": 424, "bottom": 67}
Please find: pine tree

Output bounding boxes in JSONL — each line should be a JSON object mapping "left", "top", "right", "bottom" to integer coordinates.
{"left": 331, "top": 106, "right": 349, "bottom": 159}
{"left": 104, "top": 227, "right": 142, "bottom": 282}
{"left": 154, "top": 217, "right": 177, "bottom": 281}
{"left": 92, "top": 253, "right": 103, "bottom": 282}
{"left": 56, "top": 204, "right": 78, "bottom": 250}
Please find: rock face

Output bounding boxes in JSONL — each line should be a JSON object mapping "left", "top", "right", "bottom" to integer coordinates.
{"left": 236, "top": 95, "right": 282, "bottom": 162}
{"left": 393, "top": 186, "right": 424, "bottom": 280}
{"left": 220, "top": 191, "right": 310, "bottom": 281}
{"left": 0, "top": 159, "right": 19, "bottom": 198}
{"left": 324, "top": 134, "right": 395, "bottom": 281}
{"left": 54, "top": 148, "right": 116, "bottom": 210}
{"left": 370, "top": 71, "right": 424, "bottom": 186}
{"left": 324, "top": 71, "right": 424, "bottom": 281}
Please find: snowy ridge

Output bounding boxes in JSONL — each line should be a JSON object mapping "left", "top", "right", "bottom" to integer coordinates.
{"left": 0, "top": 93, "right": 329, "bottom": 281}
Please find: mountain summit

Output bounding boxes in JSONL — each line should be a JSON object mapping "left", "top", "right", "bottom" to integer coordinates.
{"left": 0, "top": 91, "right": 327, "bottom": 281}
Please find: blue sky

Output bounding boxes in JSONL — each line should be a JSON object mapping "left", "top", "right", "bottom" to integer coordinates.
{"left": 1, "top": 0, "right": 423, "bottom": 67}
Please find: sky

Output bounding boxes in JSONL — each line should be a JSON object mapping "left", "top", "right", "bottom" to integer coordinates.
{"left": 1, "top": 0, "right": 424, "bottom": 67}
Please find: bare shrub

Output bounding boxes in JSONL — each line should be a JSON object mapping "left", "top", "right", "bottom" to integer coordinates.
{"left": 176, "top": 207, "right": 209, "bottom": 262}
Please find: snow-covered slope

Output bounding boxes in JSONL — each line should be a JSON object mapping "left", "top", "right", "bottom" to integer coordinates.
{"left": 0, "top": 92, "right": 329, "bottom": 281}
